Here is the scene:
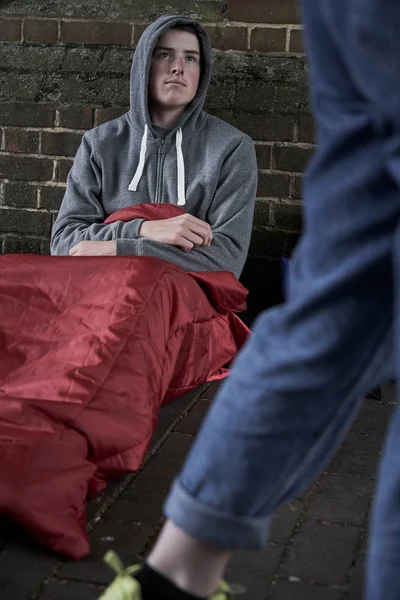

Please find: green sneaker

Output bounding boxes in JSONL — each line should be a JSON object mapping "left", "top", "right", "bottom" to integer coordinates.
{"left": 98, "top": 550, "right": 231, "bottom": 600}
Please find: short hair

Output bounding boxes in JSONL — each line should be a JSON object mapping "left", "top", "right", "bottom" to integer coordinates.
{"left": 170, "top": 23, "right": 200, "bottom": 38}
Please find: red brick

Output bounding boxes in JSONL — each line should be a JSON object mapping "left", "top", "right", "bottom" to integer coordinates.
{"left": 38, "top": 185, "right": 65, "bottom": 210}
{"left": 289, "top": 28, "right": 304, "bottom": 53}
{"left": 24, "top": 19, "right": 58, "bottom": 43}
{"left": 271, "top": 202, "right": 302, "bottom": 231}
{"left": 4, "top": 127, "right": 40, "bottom": 154}
{"left": 228, "top": 0, "right": 300, "bottom": 24}
{"left": 297, "top": 116, "right": 316, "bottom": 143}
{"left": 41, "top": 131, "right": 82, "bottom": 156}
{"left": 58, "top": 158, "right": 74, "bottom": 182}
{"left": 0, "top": 104, "right": 54, "bottom": 127}
{"left": 0, "top": 18, "right": 21, "bottom": 42}
{"left": 2, "top": 182, "right": 37, "bottom": 208}
{"left": 0, "top": 207, "right": 52, "bottom": 235}
{"left": 58, "top": 106, "right": 92, "bottom": 130}
{"left": 253, "top": 198, "right": 271, "bottom": 228}
{"left": 60, "top": 20, "right": 131, "bottom": 46}
{"left": 3, "top": 235, "right": 44, "bottom": 254}
{"left": 273, "top": 144, "right": 314, "bottom": 173}
{"left": 212, "top": 110, "right": 295, "bottom": 141}
{"left": 257, "top": 171, "right": 291, "bottom": 198}
{"left": 206, "top": 25, "right": 247, "bottom": 51}
{"left": 250, "top": 26, "right": 286, "bottom": 52}
{"left": 255, "top": 144, "right": 272, "bottom": 169}
{"left": 94, "top": 107, "right": 128, "bottom": 126}
{"left": 291, "top": 175, "right": 303, "bottom": 199}
{"left": 0, "top": 155, "right": 53, "bottom": 181}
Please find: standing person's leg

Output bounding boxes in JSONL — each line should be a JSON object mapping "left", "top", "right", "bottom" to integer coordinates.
{"left": 344, "top": 2, "right": 400, "bottom": 597}
{"left": 144, "top": 1, "right": 399, "bottom": 596}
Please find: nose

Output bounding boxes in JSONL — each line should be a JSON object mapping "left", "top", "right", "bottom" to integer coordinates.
{"left": 171, "top": 56, "right": 184, "bottom": 75}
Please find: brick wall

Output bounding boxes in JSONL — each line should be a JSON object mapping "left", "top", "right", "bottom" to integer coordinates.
{"left": 0, "top": 0, "right": 313, "bottom": 259}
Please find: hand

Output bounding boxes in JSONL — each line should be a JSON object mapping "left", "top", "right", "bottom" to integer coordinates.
{"left": 139, "top": 214, "right": 212, "bottom": 251}
{"left": 69, "top": 241, "right": 117, "bottom": 256}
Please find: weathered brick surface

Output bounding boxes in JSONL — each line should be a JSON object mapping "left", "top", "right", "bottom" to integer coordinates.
{"left": 38, "top": 185, "right": 65, "bottom": 210}
{"left": 258, "top": 172, "right": 291, "bottom": 198}
{"left": 0, "top": 44, "right": 64, "bottom": 71}
{"left": 228, "top": 0, "right": 300, "bottom": 24}
{"left": 255, "top": 144, "right": 272, "bottom": 169}
{"left": 0, "top": 156, "right": 53, "bottom": 180}
{"left": 0, "top": 207, "right": 52, "bottom": 235}
{"left": 273, "top": 144, "right": 314, "bottom": 173}
{"left": 4, "top": 127, "right": 40, "bottom": 154}
{"left": 206, "top": 25, "right": 247, "bottom": 51}
{"left": 298, "top": 115, "right": 316, "bottom": 143}
{"left": 250, "top": 27, "right": 287, "bottom": 53}
{"left": 0, "top": 103, "right": 54, "bottom": 127}
{"left": 289, "top": 28, "right": 304, "bottom": 53}
{"left": 58, "top": 107, "right": 93, "bottom": 130}
{"left": 210, "top": 110, "right": 296, "bottom": 142}
{"left": 109, "top": 0, "right": 226, "bottom": 22}
{"left": 60, "top": 20, "right": 131, "bottom": 45}
{"left": 0, "top": 0, "right": 311, "bottom": 261}
{"left": 291, "top": 174, "right": 303, "bottom": 199}
{"left": 2, "top": 234, "right": 44, "bottom": 254}
{"left": 2, "top": 181, "right": 37, "bottom": 208}
{"left": 0, "top": 17, "right": 20, "bottom": 41}
{"left": 253, "top": 198, "right": 272, "bottom": 228}
{"left": 94, "top": 107, "right": 128, "bottom": 126}
{"left": 57, "top": 158, "right": 74, "bottom": 182}
{"left": 272, "top": 202, "right": 302, "bottom": 230}
{"left": 41, "top": 131, "right": 82, "bottom": 156}
{"left": 24, "top": 18, "right": 58, "bottom": 43}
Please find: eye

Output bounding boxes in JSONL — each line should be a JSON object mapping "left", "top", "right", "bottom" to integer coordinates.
{"left": 157, "top": 51, "right": 171, "bottom": 59}
{"left": 186, "top": 55, "right": 198, "bottom": 63}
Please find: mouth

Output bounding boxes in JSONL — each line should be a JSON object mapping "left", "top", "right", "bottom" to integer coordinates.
{"left": 165, "top": 80, "right": 186, "bottom": 87}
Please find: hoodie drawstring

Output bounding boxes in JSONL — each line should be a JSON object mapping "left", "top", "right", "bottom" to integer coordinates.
{"left": 128, "top": 124, "right": 148, "bottom": 192}
{"left": 128, "top": 126, "right": 186, "bottom": 206}
{"left": 176, "top": 128, "right": 186, "bottom": 206}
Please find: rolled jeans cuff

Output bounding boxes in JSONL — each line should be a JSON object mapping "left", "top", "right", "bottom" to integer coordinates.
{"left": 164, "top": 479, "right": 273, "bottom": 551}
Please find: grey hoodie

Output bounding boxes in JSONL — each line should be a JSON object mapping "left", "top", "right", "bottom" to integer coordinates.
{"left": 50, "top": 15, "right": 257, "bottom": 278}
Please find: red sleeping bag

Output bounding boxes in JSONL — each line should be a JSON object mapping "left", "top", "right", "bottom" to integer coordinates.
{"left": 0, "top": 204, "right": 250, "bottom": 559}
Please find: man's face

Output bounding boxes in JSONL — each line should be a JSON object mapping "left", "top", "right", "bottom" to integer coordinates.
{"left": 148, "top": 28, "right": 201, "bottom": 114}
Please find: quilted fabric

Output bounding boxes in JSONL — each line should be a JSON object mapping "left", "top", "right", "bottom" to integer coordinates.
{"left": 0, "top": 204, "right": 249, "bottom": 558}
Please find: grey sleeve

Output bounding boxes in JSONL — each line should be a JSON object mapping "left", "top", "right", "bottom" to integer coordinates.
{"left": 50, "top": 133, "right": 144, "bottom": 256}
{"left": 117, "top": 135, "right": 257, "bottom": 278}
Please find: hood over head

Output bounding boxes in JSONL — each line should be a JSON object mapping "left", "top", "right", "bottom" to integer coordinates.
{"left": 128, "top": 14, "right": 213, "bottom": 135}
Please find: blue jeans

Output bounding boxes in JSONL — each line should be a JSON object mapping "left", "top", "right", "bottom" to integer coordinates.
{"left": 165, "top": 1, "right": 400, "bottom": 597}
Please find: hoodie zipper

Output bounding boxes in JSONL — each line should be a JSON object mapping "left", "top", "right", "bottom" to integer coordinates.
{"left": 155, "top": 139, "right": 165, "bottom": 204}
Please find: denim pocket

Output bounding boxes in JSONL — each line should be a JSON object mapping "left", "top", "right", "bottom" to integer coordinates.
{"left": 350, "top": 0, "right": 400, "bottom": 77}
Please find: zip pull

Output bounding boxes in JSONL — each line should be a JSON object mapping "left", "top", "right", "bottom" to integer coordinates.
{"left": 159, "top": 139, "right": 165, "bottom": 155}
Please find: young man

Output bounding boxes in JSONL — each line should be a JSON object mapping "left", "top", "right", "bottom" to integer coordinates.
{"left": 100, "top": 1, "right": 400, "bottom": 600}
{"left": 51, "top": 16, "right": 257, "bottom": 280}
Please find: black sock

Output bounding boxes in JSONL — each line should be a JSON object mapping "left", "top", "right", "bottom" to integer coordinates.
{"left": 136, "top": 563, "right": 206, "bottom": 600}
